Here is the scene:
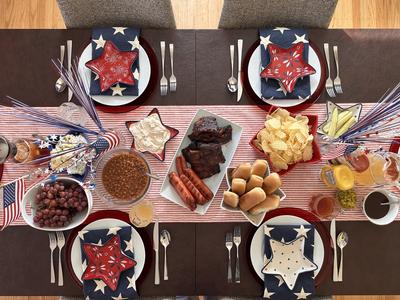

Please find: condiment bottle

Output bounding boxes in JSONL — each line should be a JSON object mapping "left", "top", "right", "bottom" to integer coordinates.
{"left": 320, "top": 164, "right": 355, "bottom": 191}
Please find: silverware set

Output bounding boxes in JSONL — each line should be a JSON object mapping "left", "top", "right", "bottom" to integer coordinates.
{"left": 324, "top": 43, "right": 343, "bottom": 97}
{"left": 226, "top": 39, "right": 243, "bottom": 102}
{"left": 55, "top": 40, "right": 73, "bottom": 101}
{"left": 153, "top": 219, "right": 171, "bottom": 285}
{"left": 331, "top": 219, "right": 348, "bottom": 282}
{"left": 225, "top": 225, "right": 241, "bottom": 283}
{"left": 48, "top": 231, "right": 65, "bottom": 286}
{"left": 160, "top": 41, "right": 176, "bottom": 96}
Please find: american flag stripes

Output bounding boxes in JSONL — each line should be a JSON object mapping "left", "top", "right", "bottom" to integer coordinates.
{"left": 1, "top": 177, "right": 25, "bottom": 230}
{"left": 92, "top": 131, "right": 120, "bottom": 155}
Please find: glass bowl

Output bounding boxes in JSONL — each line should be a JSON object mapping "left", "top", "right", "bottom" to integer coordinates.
{"left": 94, "top": 147, "right": 152, "bottom": 206}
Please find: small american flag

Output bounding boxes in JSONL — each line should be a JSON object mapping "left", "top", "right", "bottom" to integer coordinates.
{"left": 92, "top": 131, "right": 120, "bottom": 155}
{"left": 1, "top": 177, "right": 25, "bottom": 230}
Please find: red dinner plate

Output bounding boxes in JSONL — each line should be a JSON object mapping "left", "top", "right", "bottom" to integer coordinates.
{"left": 247, "top": 207, "right": 332, "bottom": 288}
{"left": 65, "top": 210, "right": 152, "bottom": 288}
{"left": 249, "top": 107, "right": 321, "bottom": 175}
{"left": 242, "top": 40, "right": 326, "bottom": 113}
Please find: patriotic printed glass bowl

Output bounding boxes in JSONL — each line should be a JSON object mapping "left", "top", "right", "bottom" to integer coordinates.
{"left": 94, "top": 148, "right": 152, "bottom": 206}
{"left": 21, "top": 176, "right": 93, "bottom": 232}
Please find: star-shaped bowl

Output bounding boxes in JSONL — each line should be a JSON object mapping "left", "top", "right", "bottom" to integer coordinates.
{"left": 317, "top": 101, "right": 362, "bottom": 138}
{"left": 249, "top": 108, "right": 321, "bottom": 175}
{"left": 125, "top": 108, "right": 179, "bottom": 161}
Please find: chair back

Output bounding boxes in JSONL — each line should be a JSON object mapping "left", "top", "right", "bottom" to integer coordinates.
{"left": 57, "top": 0, "right": 176, "bottom": 28}
{"left": 218, "top": 0, "right": 338, "bottom": 29}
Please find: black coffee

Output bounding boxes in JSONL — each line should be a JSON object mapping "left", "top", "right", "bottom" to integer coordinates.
{"left": 364, "top": 191, "right": 390, "bottom": 219}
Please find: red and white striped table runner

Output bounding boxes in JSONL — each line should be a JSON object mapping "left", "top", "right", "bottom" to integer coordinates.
{"left": 0, "top": 103, "right": 394, "bottom": 225}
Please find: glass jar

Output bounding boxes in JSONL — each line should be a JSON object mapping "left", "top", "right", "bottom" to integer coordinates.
{"left": 320, "top": 164, "right": 355, "bottom": 191}
{"left": 0, "top": 135, "right": 50, "bottom": 164}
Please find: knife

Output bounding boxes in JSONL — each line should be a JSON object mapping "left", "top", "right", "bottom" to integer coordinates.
{"left": 330, "top": 218, "right": 338, "bottom": 282}
{"left": 67, "top": 40, "right": 73, "bottom": 101}
{"left": 236, "top": 39, "right": 243, "bottom": 102}
{"left": 153, "top": 219, "right": 160, "bottom": 285}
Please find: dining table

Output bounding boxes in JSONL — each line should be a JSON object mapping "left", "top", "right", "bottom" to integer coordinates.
{"left": 0, "top": 28, "right": 399, "bottom": 297}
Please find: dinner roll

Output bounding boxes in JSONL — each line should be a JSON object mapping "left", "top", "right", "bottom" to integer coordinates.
{"left": 249, "top": 194, "right": 280, "bottom": 215}
{"left": 262, "top": 172, "right": 282, "bottom": 194}
{"left": 223, "top": 191, "right": 239, "bottom": 208}
{"left": 232, "top": 163, "right": 252, "bottom": 181}
{"left": 251, "top": 159, "right": 269, "bottom": 177}
{"left": 239, "top": 187, "right": 266, "bottom": 211}
{"left": 232, "top": 178, "right": 246, "bottom": 196}
{"left": 245, "top": 174, "right": 264, "bottom": 193}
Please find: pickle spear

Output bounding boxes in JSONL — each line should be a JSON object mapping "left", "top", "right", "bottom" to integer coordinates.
{"left": 328, "top": 108, "right": 339, "bottom": 137}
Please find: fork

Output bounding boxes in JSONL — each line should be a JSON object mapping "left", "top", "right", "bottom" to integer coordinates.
{"left": 169, "top": 43, "right": 176, "bottom": 92}
{"left": 56, "top": 231, "right": 65, "bottom": 286}
{"left": 225, "top": 232, "right": 233, "bottom": 283}
{"left": 323, "top": 43, "right": 335, "bottom": 98}
{"left": 333, "top": 45, "right": 343, "bottom": 94}
{"left": 48, "top": 233, "right": 57, "bottom": 284}
{"left": 233, "top": 226, "right": 241, "bottom": 283}
{"left": 160, "top": 41, "right": 168, "bottom": 96}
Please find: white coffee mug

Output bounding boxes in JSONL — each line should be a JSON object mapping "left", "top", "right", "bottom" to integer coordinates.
{"left": 362, "top": 189, "right": 399, "bottom": 225}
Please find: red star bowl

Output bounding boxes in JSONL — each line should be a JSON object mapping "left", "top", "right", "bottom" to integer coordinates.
{"left": 125, "top": 108, "right": 179, "bottom": 161}
{"left": 249, "top": 107, "right": 321, "bottom": 175}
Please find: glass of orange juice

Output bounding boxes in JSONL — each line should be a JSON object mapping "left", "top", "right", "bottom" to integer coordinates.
{"left": 129, "top": 200, "right": 154, "bottom": 228}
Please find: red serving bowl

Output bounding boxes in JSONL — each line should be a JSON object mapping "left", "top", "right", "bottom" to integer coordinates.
{"left": 126, "top": 108, "right": 179, "bottom": 161}
{"left": 249, "top": 108, "right": 321, "bottom": 175}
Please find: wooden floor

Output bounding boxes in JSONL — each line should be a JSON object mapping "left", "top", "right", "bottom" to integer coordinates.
{"left": 0, "top": 0, "right": 399, "bottom": 299}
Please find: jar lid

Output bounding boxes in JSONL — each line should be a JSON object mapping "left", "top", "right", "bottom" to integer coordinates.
{"left": 0, "top": 136, "right": 11, "bottom": 164}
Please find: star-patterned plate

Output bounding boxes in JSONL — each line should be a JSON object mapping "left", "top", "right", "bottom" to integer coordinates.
{"left": 243, "top": 40, "right": 326, "bottom": 112}
{"left": 125, "top": 108, "right": 179, "bottom": 161}
{"left": 66, "top": 211, "right": 146, "bottom": 287}
{"left": 78, "top": 40, "right": 151, "bottom": 107}
{"left": 317, "top": 101, "right": 362, "bottom": 137}
{"left": 249, "top": 207, "right": 332, "bottom": 287}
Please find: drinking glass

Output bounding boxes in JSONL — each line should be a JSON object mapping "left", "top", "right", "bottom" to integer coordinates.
{"left": 309, "top": 194, "right": 342, "bottom": 220}
{"left": 129, "top": 200, "right": 154, "bottom": 228}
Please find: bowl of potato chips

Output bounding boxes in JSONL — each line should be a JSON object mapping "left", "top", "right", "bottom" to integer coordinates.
{"left": 250, "top": 108, "right": 321, "bottom": 174}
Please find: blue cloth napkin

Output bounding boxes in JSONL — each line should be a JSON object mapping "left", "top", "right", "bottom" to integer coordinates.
{"left": 263, "top": 224, "right": 315, "bottom": 299}
{"left": 79, "top": 226, "right": 138, "bottom": 299}
{"left": 90, "top": 27, "right": 140, "bottom": 96}
{"left": 259, "top": 28, "right": 311, "bottom": 100}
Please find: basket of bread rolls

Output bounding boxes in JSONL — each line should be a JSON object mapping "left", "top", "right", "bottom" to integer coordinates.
{"left": 220, "top": 159, "right": 285, "bottom": 226}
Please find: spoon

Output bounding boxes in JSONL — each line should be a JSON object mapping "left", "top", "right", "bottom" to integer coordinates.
{"left": 381, "top": 200, "right": 399, "bottom": 206}
{"left": 55, "top": 45, "right": 67, "bottom": 93}
{"left": 227, "top": 45, "right": 238, "bottom": 93}
{"left": 160, "top": 229, "right": 171, "bottom": 280}
{"left": 336, "top": 231, "right": 349, "bottom": 282}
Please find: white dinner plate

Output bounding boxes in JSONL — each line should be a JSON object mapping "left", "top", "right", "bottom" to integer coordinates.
{"left": 160, "top": 109, "right": 243, "bottom": 215}
{"left": 250, "top": 214, "right": 324, "bottom": 280}
{"left": 247, "top": 43, "right": 322, "bottom": 108}
{"left": 78, "top": 43, "right": 151, "bottom": 106}
{"left": 70, "top": 218, "right": 146, "bottom": 283}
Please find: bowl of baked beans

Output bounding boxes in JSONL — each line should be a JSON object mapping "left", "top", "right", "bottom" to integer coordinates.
{"left": 94, "top": 148, "right": 152, "bottom": 205}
